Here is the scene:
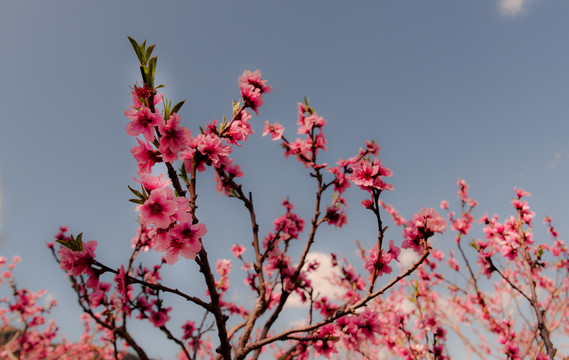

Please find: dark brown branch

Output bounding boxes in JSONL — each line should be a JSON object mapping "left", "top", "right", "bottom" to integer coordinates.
{"left": 92, "top": 260, "right": 211, "bottom": 310}
{"left": 159, "top": 324, "right": 191, "bottom": 360}
{"left": 187, "top": 159, "right": 232, "bottom": 360}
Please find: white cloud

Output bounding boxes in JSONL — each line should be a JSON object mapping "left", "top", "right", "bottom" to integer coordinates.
{"left": 398, "top": 248, "right": 419, "bottom": 269}
{"left": 43, "top": 292, "right": 57, "bottom": 307}
{"left": 549, "top": 152, "right": 562, "bottom": 170}
{"left": 289, "top": 317, "right": 309, "bottom": 328}
{"left": 498, "top": 0, "right": 531, "bottom": 17}
{"left": 286, "top": 252, "right": 343, "bottom": 308}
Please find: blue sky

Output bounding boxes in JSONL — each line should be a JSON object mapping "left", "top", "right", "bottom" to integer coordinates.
{"left": 1, "top": 1, "right": 568, "bottom": 358}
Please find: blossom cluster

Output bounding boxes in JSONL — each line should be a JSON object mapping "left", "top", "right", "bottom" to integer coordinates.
{"left": 0, "top": 256, "right": 122, "bottom": 359}
{"left": 39, "top": 38, "right": 567, "bottom": 360}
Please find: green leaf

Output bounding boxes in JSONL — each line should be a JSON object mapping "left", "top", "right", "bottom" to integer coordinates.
{"left": 139, "top": 65, "right": 149, "bottom": 86}
{"left": 171, "top": 100, "right": 185, "bottom": 114}
{"left": 128, "top": 185, "right": 143, "bottom": 199}
{"left": 145, "top": 44, "right": 156, "bottom": 64}
{"left": 57, "top": 232, "right": 84, "bottom": 252}
{"left": 232, "top": 99, "right": 241, "bottom": 113}
{"left": 469, "top": 239, "right": 478, "bottom": 250}
{"left": 127, "top": 36, "right": 139, "bottom": 49}
{"left": 141, "top": 184, "right": 148, "bottom": 198}
{"left": 178, "top": 163, "right": 188, "bottom": 182}
{"left": 163, "top": 99, "right": 172, "bottom": 120}
{"left": 412, "top": 281, "right": 419, "bottom": 296}
{"left": 148, "top": 56, "right": 157, "bottom": 86}
{"left": 127, "top": 37, "right": 143, "bottom": 63}
{"left": 129, "top": 198, "right": 145, "bottom": 205}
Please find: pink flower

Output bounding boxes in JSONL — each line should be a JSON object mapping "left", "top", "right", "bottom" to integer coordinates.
{"left": 181, "top": 320, "right": 196, "bottom": 340}
{"left": 196, "top": 134, "right": 232, "bottom": 168}
{"left": 388, "top": 240, "right": 400, "bottom": 262}
{"left": 131, "top": 138, "right": 159, "bottom": 173}
{"left": 130, "top": 85, "right": 163, "bottom": 108}
{"left": 402, "top": 208, "right": 447, "bottom": 254}
{"left": 327, "top": 167, "right": 351, "bottom": 194}
{"left": 365, "top": 140, "right": 380, "bottom": 156}
{"left": 238, "top": 70, "right": 273, "bottom": 94}
{"left": 297, "top": 113, "right": 327, "bottom": 134}
{"left": 313, "top": 324, "right": 339, "bottom": 358}
{"left": 162, "top": 223, "right": 207, "bottom": 264}
{"left": 88, "top": 282, "right": 110, "bottom": 308}
{"left": 226, "top": 113, "right": 254, "bottom": 145}
{"left": 283, "top": 137, "right": 314, "bottom": 167}
{"left": 215, "top": 259, "right": 232, "bottom": 292}
{"left": 134, "top": 172, "right": 171, "bottom": 192}
{"left": 350, "top": 160, "right": 378, "bottom": 187}
{"left": 140, "top": 187, "right": 178, "bottom": 229}
{"left": 447, "top": 250, "right": 459, "bottom": 271}
{"left": 238, "top": 70, "right": 271, "bottom": 115}
{"left": 325, "top": 206, "right": 348, "bottom": 229}
{"left": 262, "top": 120, "right": 284, "bottom": 140}
{"left": 114, "top": 265, "right": 130, "bottom": 303}
{"left": 361, "top": 199, "right": 373, "bottom": 209}
{"left": 172, "top": 195, "right": 193, "bottom": 224}
{"left": 158, "top": 113, "right": 192, "bottom": 160}
{"left": 365, "top": 246, "right": 393, "bottom": 277}
{"left": 231, "top": 244, "right": 245, "bottom": 258}
{"left": 514, "top": 187, "right": 531, "bottom": 199}
{"left": 214, "top": 162, "right": 243, "bottom": 196}
{"left": 240, "top": 84, "right": 263, "bottom": 115}
{"left": 149, "top": 307, "right": 171, "bottom": 327}
{"left": 58, "top": 240, "right": 98, "bottom": 277}
{"left": 179, "top": 147, "right": 197, "bottom": 170}
{"left": 451, "top": 212, "right": 474, "bottom": 235}
{"left": 125, "top": 106, "right": 162, "bottom": 141}
{"left": 420, "top": 207, "right": 447, "bottom": 234}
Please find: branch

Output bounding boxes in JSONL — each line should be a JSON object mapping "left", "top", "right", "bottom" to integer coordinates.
{"left": 241, "top": 247, "right": 432, "bottom": 354}
{"left": 244, "top": 167, "right": 326, "bottom": 360}
{"left": 518, "top": 229, "right": 557, "bottom": 358}
{"left": 188, "top": 159, "right": 232, "bottom": 360}
{"left": 92, "top": 260, "right": 211, "bottom": 310}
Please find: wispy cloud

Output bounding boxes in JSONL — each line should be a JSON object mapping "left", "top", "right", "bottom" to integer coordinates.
{"left": 549, "top": 152, "right": 569, "bottom": 170}
{"left": 498, "top": 0, "right": 531, "bottom": 17}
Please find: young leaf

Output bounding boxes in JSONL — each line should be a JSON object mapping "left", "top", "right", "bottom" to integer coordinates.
{"left": 57, "top": 232, "right": 84, "bottom": 252}
{"left": 149, "top": 56, "right": 157, "bottom": 85}
{"left": 128, "top": 185, "right": 143, "bottom": 199}
{"left": 469, "top": 239, "right": 479, "bottom": 250}
{"left": 127, "top": 37, "right": 143, "bottom": 63}
{"left": 145, "top": 44, "right": 156, "bottom": 64}
{"left": 179, "top": 163, "right": 188, "bottom": 182}
{"left": 171, "top": 100, "right": 185, "bottom": 114}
